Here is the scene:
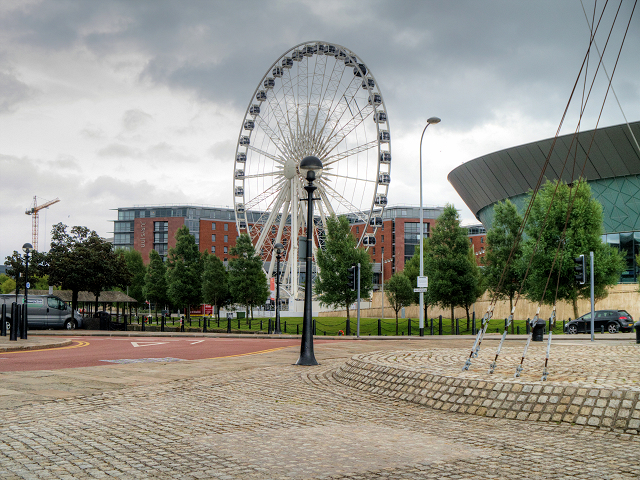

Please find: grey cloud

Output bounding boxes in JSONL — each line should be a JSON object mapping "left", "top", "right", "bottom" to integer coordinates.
{"left": 123, "top": 109, "right": 153, "bottom": 131}
{"left": 96, "top": 141, "right": 197, "bottom": 163}
{"left": 0, "top": 71, "right": 35, "bottom": 113}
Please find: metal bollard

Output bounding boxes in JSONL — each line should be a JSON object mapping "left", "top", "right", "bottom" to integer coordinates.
{"left": 378, "top": 318, "right": 382, "bottom": 336}
{"left": 408, "top": 319, "right": 412, "bottom": 336}
{"left": 161, "top": 315, "right": 165, "bottom": 332}
{"left": 346, "top": 318, "right": 351, "bottom": 336}
{"left": 517, "top": 326, "right": 520, "bottom": 335}
{"left": 438, "top": 315, "right": 443, "bottom": 335}
{"left": 472, "top": 311, "right": 476, "bottom": 335}
{"left": 284, "top": 321, "right": 287, "bottom": 333}
{"left": 268, "top": 319, "right": 272, "bottom": 334}
{"left": 1, "top": 303, "right": 5, "bottom": 336}
{"left": 203, "top": 315, "right": 207, "bottom": 333}
{"left": 313, "top": 319, "right": 316, "bottom": 336}
{"left": 20, "top": 304, "right": 28, "bottom": 340}
{"left": 10, "top": 303, "right": 19, "bottom": 341}
{"left": 297, "top": 324, "right": 299, "bottom": 335}
{"left": 227, "top": 317, "right": 231, "bottom": 333}
{"left": 430, "top": 318, "right": 434, "bottom": 336}
{"left": 456, "top": 318, "right": 460, "bottom": 335}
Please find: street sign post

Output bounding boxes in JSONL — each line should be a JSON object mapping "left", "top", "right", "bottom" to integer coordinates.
{"left": 417, "top": 276, "right": 428, "bottom": 288}
{"left": 414, "top": 288, "right": 428, "bottom": 293}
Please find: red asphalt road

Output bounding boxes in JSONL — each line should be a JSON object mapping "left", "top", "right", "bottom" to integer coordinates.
{"left": 0, "top": 337, "right": 337, "bottom": 372}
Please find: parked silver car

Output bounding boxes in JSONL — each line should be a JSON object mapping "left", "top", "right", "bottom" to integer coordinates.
{"left": 0, "top": 294, "right": 84, "bottom": 330}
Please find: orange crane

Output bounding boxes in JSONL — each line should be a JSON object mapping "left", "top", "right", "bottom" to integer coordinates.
{"left": 25, "top": 196, "right": 60, "bottom": 251}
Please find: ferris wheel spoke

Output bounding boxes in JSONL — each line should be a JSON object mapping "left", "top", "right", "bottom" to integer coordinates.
{"left": 244, "top": 178, "right": 286, "bottom": 210}
{"left": 243, "top": 171, "right": 282, "bottom": 180}
{"left": 316, "top": 185, "right": 336, "bottom": 217}
{"left": 254, "top": 116, "right": 296, "bottom": 160}
{"left": 247, "top": 146, "right": 285, "bottom": 165}
{"left": 319, "top": 180, "right": 369, "bottom": 224}
{"left": 253, "top": 188, "right": 288, "bottom": 258}
{"left": 323, "top": 140, "right": 378, "bottom": 167}
{"left": 316, "top": 74, "right": 363, "bottom": 150}
{"left": 322, "top": 172, "right": 376, "bottom": 183}
{"left": 319, "top": 101, "right": 375, "bottom": 159}
{"left": 265, "top": 85, "right": 296, "bottom": 148}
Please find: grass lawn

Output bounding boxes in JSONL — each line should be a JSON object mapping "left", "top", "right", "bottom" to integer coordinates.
{"left": 148, "top": 315, "right": 568, "bottom": 336}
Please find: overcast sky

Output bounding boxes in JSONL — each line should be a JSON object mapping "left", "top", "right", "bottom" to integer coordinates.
{"left": 1, "top": 0, "right": 638, "bottom": 261}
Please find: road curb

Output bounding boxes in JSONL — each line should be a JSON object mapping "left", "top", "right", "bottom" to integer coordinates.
{"left": 0, "top": 339, "right": 73, "bottom": 352}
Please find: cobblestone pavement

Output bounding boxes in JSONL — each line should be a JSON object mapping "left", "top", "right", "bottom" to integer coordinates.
{"left": 0, "top": 339, "right": 639, "bottom": 479}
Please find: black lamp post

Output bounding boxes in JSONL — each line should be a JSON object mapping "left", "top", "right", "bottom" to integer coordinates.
{"left": 296, "top": 155, "right": 322, "bottom": 366}
{"left": 22, "top": 243, "right": 33, "bottom": 340}
{"left": 274, "top": 242, "right": 283, "bottom": 334}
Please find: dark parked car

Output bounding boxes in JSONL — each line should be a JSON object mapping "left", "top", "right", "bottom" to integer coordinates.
{"left": 564, "top": 309, "right": 634, "bottom": 334}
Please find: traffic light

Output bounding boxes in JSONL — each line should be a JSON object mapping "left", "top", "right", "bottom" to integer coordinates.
{"left": 347, "top": 265, "right": 357, "bottom": 291}
{"left": 574, "top": 254, "right": 585, "bottom": 284}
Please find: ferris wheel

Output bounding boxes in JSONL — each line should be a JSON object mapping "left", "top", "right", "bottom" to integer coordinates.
{"left": 233, "top": 41, "right": 392, "bottom": 299}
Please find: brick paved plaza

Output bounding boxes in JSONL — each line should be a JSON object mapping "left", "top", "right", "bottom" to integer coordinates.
{"left": 1, "top": 336, "right": 639, "bottom": 479}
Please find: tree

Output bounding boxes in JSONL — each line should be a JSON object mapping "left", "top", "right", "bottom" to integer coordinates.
{"left": 166, "top": 226, "right": 203, "bottom": 322}
{"left": 520, "top": 179, "right": 625, "bottom": 318}
{"left": 483, "top": 199, "right": 523, "bottom": 317}
{"left": 425, "top": 204, "right": 483, "bottom": 331}
{"left": 144, "top": 250, "right": 168, "bottom": 319}
{"left": 121, "top": 249, "right": 146, "bottom": 304}
{"left": 4, "top": 249, "right": 49, "bottom": 293}
{"left": 464, "top": 244, "right": 485, "bottom": 329}
{"left": 202, "top": 252, "right": 231, "bottom": 322}
{"left": 228, "top": 234, "right": 269, "bottom": 319}
{"left": 48, "top": 223, "right": 131, "bottom": 315}
{"left": 0, "top": 275, "right": 15, "bottom": 294}
{"left": 84, "top": 237, "right": 131, "bottom": 312}
{"left": 384, "top": 272, "right": 414, "bottom": 333}
{"left": 315, "top": 215, "right": 373, "bottom": 320}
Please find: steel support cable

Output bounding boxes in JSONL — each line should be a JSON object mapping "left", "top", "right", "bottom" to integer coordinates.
{"left": 486, "top": 1, "right": 612, "bottom": 311}
{"left": 514, "top": 0, "right": 635, "bottom": 379}
{"left": 466, "top": 2, "right": 613, "bottom": 370}
{"left": 581, "top": 0, "right": 640, "bottom": 157}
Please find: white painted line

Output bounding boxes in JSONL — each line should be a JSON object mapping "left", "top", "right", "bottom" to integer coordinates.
{"left": 189, "top": 340, "right": 205, "bottom": 345}
{"left": 130, "top": 341, "right": 169, "bottom": 348}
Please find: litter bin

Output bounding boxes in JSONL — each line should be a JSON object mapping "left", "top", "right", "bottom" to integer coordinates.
{"left": 532, "top": 319, "right": 546, "bottom": 342}
{"left": 96, "top": 311, "right": 110, "bottom": 330}
{"left": 635, "top": 321, "right": 640, "bottom": 344}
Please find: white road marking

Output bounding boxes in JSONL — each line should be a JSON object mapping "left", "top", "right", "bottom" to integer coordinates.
{"left": 189, "top": 340, "right": 205, "bottom": 345}
{"left": 131, "top": 341, "right": 169, "bottom": 348}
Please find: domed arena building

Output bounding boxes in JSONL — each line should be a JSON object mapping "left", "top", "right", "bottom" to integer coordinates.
{"left": 449, "top": 121, "right": 640, "bottom": 284}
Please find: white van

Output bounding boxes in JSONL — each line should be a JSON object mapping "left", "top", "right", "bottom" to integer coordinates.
{"left": 0, "top": 294, "right": 84, "bottom": 330}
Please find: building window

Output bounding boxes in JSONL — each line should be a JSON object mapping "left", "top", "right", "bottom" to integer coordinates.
{"left": 224, "top": 223, "right": 229, "bottom": 231}
{"left": 211, "top": 246, "right": 216, "bottom": 253}
{"left": 212, "top": 223, "right": 216, "bottom": 230}
{"left": 224, "top": 235, "right": 228, "bottom": 242}
{"left": 356, "top": 226, "right": 359, "bottom": 233}
{"left": 224, "top": 246, "right": 228, "bottom": 254}
{"left": 212, "top": 234, "right": 216, "bottom": 242}
{"left": 381, "top": 235, "right": 384, "bottom": 242}
{"left": 372, "top": 247, "right": 376, "bottom": 255}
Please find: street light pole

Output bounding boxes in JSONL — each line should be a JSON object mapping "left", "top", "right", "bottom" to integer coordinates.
{"left": 274, "top": 242, "right": 283, "bottom": 334}
{"left": 419, "top": 117, "right": 441, "bottom": 337}
{"left": 296, "top": 155, "right": 322, "bottom": 366}
{"left": 22, "top": 243, "right": 33, "bottom": 340}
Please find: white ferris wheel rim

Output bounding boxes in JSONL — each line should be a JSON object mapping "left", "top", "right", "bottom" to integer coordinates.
{"left": 232, "top": 40, "right": 391, "bottom": 298}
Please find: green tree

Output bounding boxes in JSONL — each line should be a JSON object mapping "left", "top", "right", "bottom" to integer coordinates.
{"left": 48, "top": 223, "right": 130, "bottom": 314}
{"left": 228, "top": 234, "right": 269, "bottom": 319}
{"left": 166, "top": 226, "right": 203, "bottom": 322}
{"left": 120, "top": 249, "right": 146, "bottom": 304}
{"left": 202, "top": 251, "right": 231, "bottom": 322}
{"left": 483, "top": 199, "right": 523, "bottom": 317}
{"left": 0, "top": 275, "right": 15, "bottom": 294}
{"left": 84, "top": 238, "right": 132, "bottom": 312}
{"left": 315, "top": 215, "right": 373, "bottom": 320}
{"left": 426, "top": 204, "right": 482, "bottom": 331}
{"left": 4, "top": 249, "right": 49, "bottom": 293}
{"left": 144, "top": 250, "right": 168, "bottom": 319}
{"left": 464, "top": 244, "right": 485, "bottom": 329}
{"left": 520, "top": 179, "right": 625, "bottom": 318}
{"left": 384, "top": 272, "right": 414, "bottom": 332}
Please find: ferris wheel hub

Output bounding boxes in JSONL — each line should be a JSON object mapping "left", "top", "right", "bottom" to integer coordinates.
{"left": 283, "top": 158, "right": 297, "bottom": 179}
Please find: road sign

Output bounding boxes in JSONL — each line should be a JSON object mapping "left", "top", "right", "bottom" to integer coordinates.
{"left": 25, "top": 282, "right": 30, "bottom": 289}
{"left": 417, "top": 276, "right": 428, "bottom": 288}
{"left": 414, "top": 288, "right": 428, "bottom": 293}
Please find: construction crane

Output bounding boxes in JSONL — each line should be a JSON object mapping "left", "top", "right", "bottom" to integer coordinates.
{"left": 25, "top": 196, "right": 60, "bottom": 251}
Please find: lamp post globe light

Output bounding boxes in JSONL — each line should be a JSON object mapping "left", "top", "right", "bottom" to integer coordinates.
{"left": 296, "top": 155, "right": 322, "bottom": 366}
{"left": 418, "top": 117, "right": 441, "bottom": 337}
{"left": 22, "top": 242, "right": 33, "bottom": 340}
{"left": 274, "top": 242, "right": 284, "bottom": 335}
